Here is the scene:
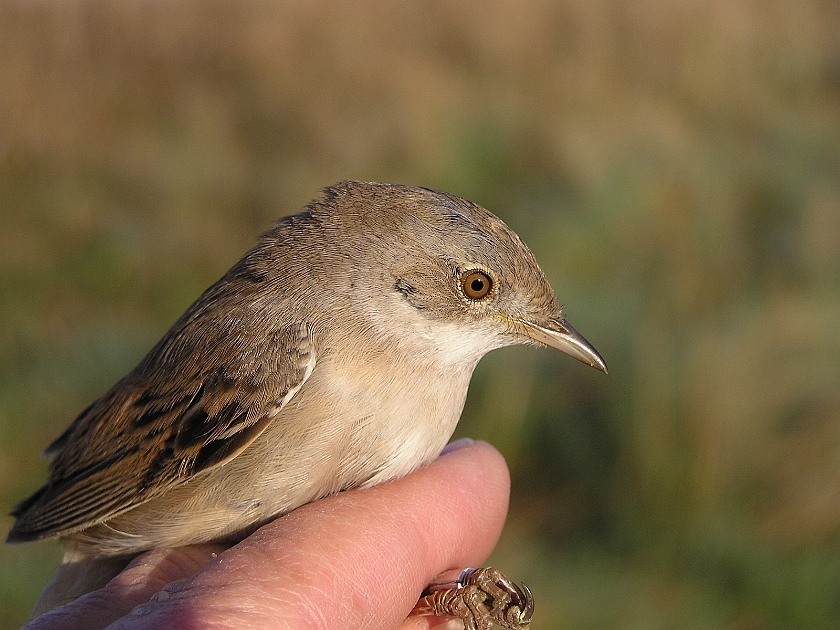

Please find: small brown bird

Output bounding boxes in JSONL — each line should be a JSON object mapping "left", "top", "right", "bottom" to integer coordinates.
{"left": 8, "top": 181, "right": 606, "bottom": 627}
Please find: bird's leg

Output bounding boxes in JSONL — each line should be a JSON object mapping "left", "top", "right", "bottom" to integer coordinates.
{"left": 409, "top": 567, "right": 534, "bottom": 630}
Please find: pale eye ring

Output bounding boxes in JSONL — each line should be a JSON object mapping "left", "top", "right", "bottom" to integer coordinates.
{"left": 461, "top": 270, "right": 493, "bottom": 300}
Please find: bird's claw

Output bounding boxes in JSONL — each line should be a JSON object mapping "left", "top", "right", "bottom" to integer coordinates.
{"left": 409, "top": 566, "right": 534, "bottom": 630}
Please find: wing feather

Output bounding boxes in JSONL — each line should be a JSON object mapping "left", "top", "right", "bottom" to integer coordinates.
{"left": 7, "top": 319, "right": 316, "bottom": 543}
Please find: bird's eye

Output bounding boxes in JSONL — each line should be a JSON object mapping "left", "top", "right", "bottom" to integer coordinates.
{"left": 461, "top": 270, "right": 493, "bottom": 300}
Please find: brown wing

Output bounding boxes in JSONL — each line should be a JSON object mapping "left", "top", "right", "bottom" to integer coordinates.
{"left": 7, "top": 321, "right": 316, "bottom": 543}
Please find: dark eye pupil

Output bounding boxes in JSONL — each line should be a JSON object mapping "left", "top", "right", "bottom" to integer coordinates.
{"left": 471, "top": 278, "right": 484, "bottom": 292}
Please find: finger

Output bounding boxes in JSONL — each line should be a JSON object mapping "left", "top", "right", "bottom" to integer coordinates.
{"left": 23, "top": 544, "right": 229, "bottom": 630}
{"left": 107, "top": 439, "right": 510, "bottom": 630}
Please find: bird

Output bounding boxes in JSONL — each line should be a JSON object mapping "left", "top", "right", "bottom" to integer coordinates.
{"left": 8, "top": 181, "right": 606, "bottom": 625}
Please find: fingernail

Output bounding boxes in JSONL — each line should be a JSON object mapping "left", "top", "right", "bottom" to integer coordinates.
{"left": 441, "top": 438, "right": 475, "bottom": 456}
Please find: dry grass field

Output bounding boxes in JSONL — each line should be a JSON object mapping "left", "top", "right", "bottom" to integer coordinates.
{"left": 1, "top": 1, "right": 839, "bottom": 628}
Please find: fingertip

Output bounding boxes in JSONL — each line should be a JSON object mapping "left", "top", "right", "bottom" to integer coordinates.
{"left": 433, "top": 439, "right": 511, "bottom": 500}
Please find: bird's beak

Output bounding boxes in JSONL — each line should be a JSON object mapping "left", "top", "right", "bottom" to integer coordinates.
{"left": 520, "top": 317, "right": 608, "bottom": 373}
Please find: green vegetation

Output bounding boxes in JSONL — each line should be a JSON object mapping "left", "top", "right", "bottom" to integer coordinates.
{"left": 1, "top": 1, "right": 839, "bottom": 627}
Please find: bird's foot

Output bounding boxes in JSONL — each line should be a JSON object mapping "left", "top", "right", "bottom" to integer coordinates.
{"left": 409, "top": 566, "right": 533, "bottom": 630}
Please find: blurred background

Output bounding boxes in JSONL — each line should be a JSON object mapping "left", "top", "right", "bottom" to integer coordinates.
{"left": 1, "top": 1, "right": 839, "bottom": 627}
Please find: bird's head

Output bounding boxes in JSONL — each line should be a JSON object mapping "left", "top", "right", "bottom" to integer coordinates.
{"left": 311, "top": 181, "right": 607, "bottom": 373}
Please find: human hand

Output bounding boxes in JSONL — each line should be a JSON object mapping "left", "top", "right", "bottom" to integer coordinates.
{"left": 23, "top": 439, "right": 510, "bottom": 630}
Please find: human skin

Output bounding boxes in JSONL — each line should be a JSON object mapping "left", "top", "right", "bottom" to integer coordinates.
{"left": 22, "top": 439, "right": 511, "bottom": 630}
